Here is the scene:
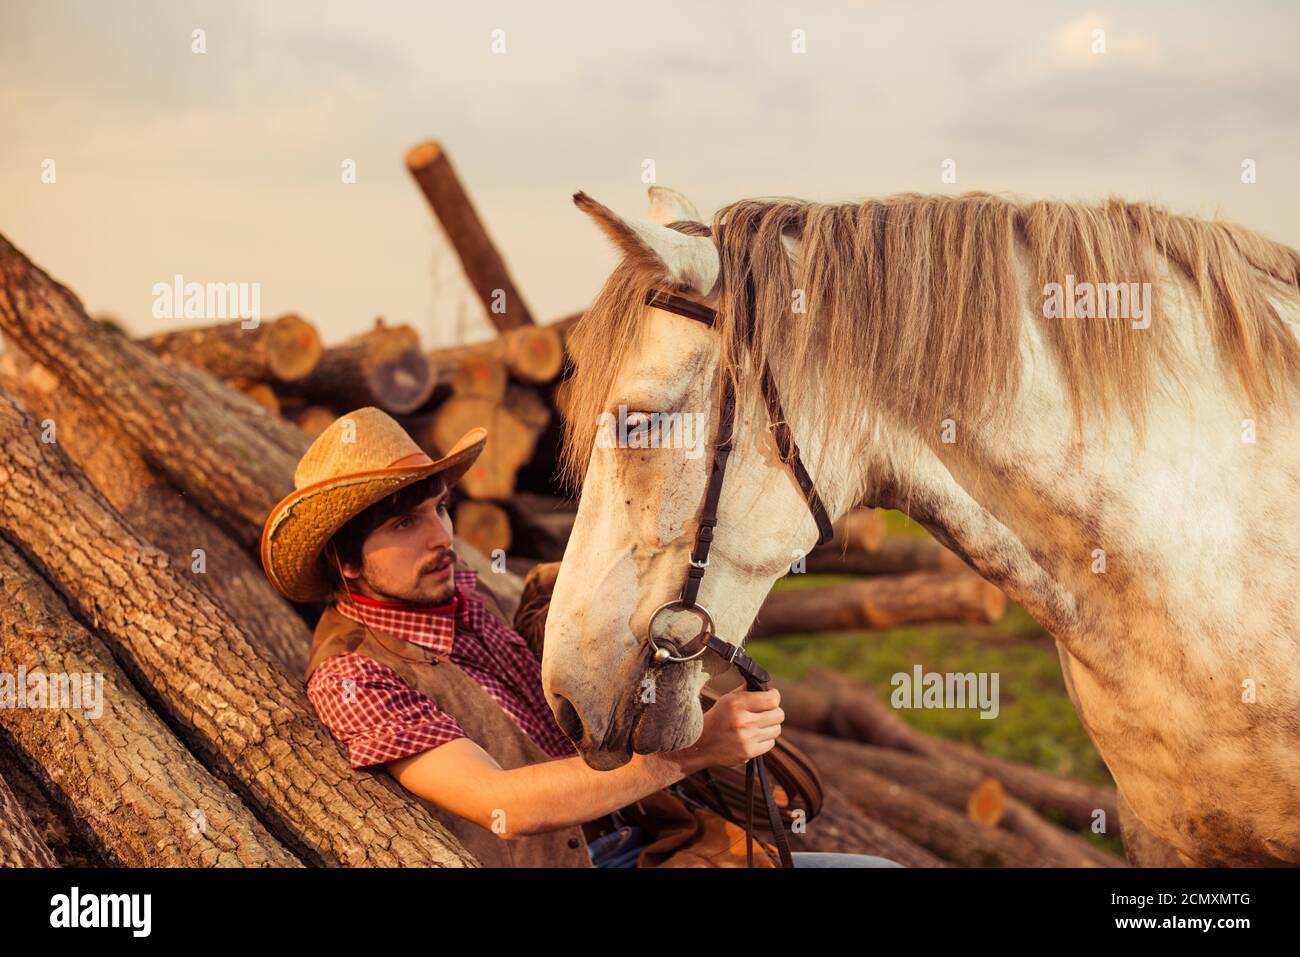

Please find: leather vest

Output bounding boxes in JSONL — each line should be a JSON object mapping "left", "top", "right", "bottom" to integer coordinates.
{"left": 305, "top": 605, "right": 593, "bottom": 868}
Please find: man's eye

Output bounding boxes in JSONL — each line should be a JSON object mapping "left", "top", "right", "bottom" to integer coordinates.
{"left": 438, "top": 500, "right": 449, "bottom": 513}
{"left": 395, "top": 517, "right": 413, "bottom": 529}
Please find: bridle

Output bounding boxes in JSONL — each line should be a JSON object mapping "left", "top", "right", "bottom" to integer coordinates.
{"left": 640, "top": 280, "right": 834, "bottom": 868}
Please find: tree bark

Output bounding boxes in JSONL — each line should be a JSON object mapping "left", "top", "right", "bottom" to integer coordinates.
{"left": 156, "top": 355, "right": 312, "bottom": 463}
{"left": 405, "top": 141, "right": 535, "bottom": 331}
{"left": 751, "top": 570, "right": 1006, "bottom": 638}
{"left": 0, "top": 764, "right": 56, "bottom": 867}
{"left": 0, "top": 734, "right": 105, "bottom": 866}
{"left": 0, "top": 535, "right": 302, "bottom": 866}
{"left": 140, "top": 313, "right": 323, "bottom": 383}
{"left": 0, "top": 234, "right": 299, "bottom": 550}
{"left": 232, "top": 379, "right": 281, "bottom": 416}
{"left": 0, "top": 388, "right": 476, "bottom": 866}
{"left": 0, "top": 349, "right": 310, "bottom": 675}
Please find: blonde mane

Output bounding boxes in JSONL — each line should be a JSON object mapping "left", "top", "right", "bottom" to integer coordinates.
{"left": 560, "top": 192, "right": 1300, "bottom": 493}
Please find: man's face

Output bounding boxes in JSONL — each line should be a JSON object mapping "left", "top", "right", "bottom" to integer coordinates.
{"left": 341, "top": 481, "right": 457, "bottom": 604}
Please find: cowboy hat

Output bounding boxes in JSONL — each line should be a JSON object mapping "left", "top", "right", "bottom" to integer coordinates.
{"left": 261, "top": 406, "right": 487, "bottom": 603}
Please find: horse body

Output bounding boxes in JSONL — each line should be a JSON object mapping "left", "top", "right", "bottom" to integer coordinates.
{"left": 873, "top": 270, "right": 1300, "bottom": 865}
{"left": 545, "top": 186, "right": 1300, "bottom": 864}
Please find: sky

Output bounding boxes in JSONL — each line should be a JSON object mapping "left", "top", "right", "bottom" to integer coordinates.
{"left": 2, "top": 0, "right": 1297, "bottom": 348}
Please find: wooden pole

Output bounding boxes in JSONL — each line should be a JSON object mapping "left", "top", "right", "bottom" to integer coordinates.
{"left": 405, "top": 141, "right": 535, "bottom": 331}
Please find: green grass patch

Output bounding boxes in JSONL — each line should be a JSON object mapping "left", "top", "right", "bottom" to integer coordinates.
{"left": 753, "top": 571, "right": 1121, "bottom": 854}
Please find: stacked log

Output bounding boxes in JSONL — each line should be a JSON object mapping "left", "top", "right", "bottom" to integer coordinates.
{"left": 0, "top": 735, "right": 104, "bottom": 866}
{"left": 279, "top": 318, "right": 437, "bottom": 415}
{"left": 751, "top": 569, "right": 1006, "bottom": 638}
{"left": 0, "top": 347, "right": 310, "bottom": 676}
{"left": 142, "top": 313, "right": 323, "bottom": 384}
{"left": 119, "top": 143, "right": 580, "bottom": 561}
{"left": 0, "top": 233, "right": 479, "bottom": 866}
{"left": 0, "top": 535, "right": 300, "bottom": 866}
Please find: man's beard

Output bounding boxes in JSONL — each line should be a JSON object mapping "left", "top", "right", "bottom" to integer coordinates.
{"left": 365, "top": 551, "right": 456, "bottom": 605}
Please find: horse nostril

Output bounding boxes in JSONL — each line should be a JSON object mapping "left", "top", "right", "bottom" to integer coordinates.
{"left": 551, "top": 693, "right": 585, "bottom": 744}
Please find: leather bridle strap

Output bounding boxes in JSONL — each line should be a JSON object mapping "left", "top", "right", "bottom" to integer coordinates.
{"left": 643, "top": 281, "right": 835, "bottom": 868}
{"left": 644, "top": 288, "right": 835, "bottom": 566}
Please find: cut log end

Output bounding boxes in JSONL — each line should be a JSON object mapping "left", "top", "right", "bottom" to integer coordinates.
{"left": 368, "top": 350, "right": 435, "bottom": 414}
{"left": 266, "top": 313, "right": 324, "bottom": 381}
{"left": 404, "top": 140, "right": 445, "bottom": 171}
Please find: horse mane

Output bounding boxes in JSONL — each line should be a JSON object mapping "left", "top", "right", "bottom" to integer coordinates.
{"left": 560, "top": 192, "right": 1300, "bottom": 493}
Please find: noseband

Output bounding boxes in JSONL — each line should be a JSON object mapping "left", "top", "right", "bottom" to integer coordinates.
{"left": 640, "top": 283, "right": 835, "bottom": 868}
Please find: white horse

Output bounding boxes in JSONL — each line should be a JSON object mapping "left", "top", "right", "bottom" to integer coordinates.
{"left": 542, "top": 185, "right": 1300, "bottom": 866}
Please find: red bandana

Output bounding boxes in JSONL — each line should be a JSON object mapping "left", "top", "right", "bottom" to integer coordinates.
{"left": 335, "top": 587, "right": 461, "bottom": 658}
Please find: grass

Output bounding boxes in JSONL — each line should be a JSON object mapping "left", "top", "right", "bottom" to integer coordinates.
{"left": 753, "top": 512, "right": 1123, "bottom": 856}
{"left": 753, "top": 597, "right": 1110, "bottom": 785}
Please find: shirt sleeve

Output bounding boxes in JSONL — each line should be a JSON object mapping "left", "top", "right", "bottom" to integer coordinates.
{"left": 306, "top": 653, "right": 468, "bottom": 769}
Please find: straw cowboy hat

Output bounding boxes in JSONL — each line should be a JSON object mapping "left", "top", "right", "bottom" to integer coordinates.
{"left": 261, "top": 406, "right": 487, "bottom": 603}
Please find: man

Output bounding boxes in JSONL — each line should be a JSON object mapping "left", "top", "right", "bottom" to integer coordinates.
{"left": 261, "top": 407, "right": 898, "bottom": 867}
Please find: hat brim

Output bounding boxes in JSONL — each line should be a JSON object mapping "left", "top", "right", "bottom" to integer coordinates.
{"left": 261, "top": 428, "right": 488, "bottom": 603}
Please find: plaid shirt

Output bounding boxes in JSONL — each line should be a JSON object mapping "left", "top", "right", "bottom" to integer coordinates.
{"left": 306, "top": 568, "right": 576, "bottom": 768}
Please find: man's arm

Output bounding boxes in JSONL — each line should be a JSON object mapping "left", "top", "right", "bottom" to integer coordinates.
{"left": 387, "top": 739, "right": 696, "bottom": 838}
{"left": 387, "top": 686, "right": 782, "bottom": 838}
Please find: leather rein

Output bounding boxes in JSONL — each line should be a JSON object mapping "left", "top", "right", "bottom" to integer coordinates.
{"left": 641, "top": 285, "right": 835, "bottom": 868}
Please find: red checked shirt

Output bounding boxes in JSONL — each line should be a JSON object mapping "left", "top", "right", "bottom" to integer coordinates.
{"left": 306, "top": 568, "right": 577, "bottom": 768}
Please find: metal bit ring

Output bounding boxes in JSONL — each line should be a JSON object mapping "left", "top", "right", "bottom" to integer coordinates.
{"left": 645, "top": 599, "right": 715, "bottom": 664}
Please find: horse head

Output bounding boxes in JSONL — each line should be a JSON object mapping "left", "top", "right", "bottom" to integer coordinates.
{"left": 541, "top": 187, "right": 851, "bottom": 769}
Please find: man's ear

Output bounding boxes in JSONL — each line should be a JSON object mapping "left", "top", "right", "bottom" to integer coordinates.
{"left": 573, "top": 190, "right": 719, "bottom": 296}
{"left": 328, "top": 542, "right": 359, "bottom": 582}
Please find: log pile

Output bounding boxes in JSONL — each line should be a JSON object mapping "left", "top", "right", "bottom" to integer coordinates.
{"left": 120, "top": 143, "right": 578, "bottom": 563}
{"left": 0, "top": 139, "right": 1123, "bottom": 868}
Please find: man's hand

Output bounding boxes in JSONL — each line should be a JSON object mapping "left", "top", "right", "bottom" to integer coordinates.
{"left": 385, "top": 687, "right": 785, "bottom": 838}
{"left": 678, "top": 686, "right": 783, "bottom": 770}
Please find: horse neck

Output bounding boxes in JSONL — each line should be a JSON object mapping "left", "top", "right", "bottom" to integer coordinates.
{"left": 858, "top": 302, "right": 1300, "bottom": 664}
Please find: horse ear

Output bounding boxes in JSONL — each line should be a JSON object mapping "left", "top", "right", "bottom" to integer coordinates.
{"left": 646, "top": 186, "right": 702, "bottom": 225}
{"left": 573, "top": 191, "right": 719, "bottom": 297}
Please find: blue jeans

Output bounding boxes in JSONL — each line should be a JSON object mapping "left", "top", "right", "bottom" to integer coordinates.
{"left": 586, "top": 824, "right": 904, "bottom": 868}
